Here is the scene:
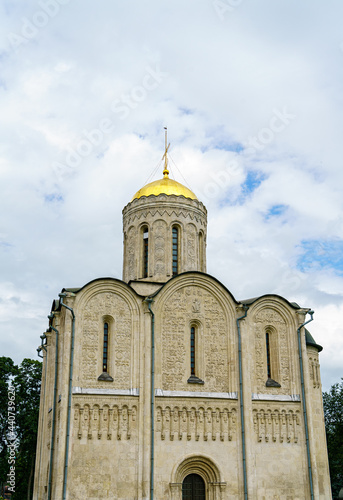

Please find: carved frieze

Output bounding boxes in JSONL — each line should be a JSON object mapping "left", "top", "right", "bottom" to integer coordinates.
{"left": 156, "top": 403, "right": 237, "bottom": 442}
{"left": 123, "top": 207, "right": 207, "bottom": 229}
{"left": 73, "top": 403, "right": 137, "bottom": 441}
{"left": 252, "top": 407, "right": 300, "bottom": 444}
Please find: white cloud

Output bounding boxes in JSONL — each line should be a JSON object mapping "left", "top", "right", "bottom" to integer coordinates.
{"left": 0, "top": 0, "right": 342, "bottom": 390}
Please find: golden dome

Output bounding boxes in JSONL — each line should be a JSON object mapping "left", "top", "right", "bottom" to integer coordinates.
{"left": 132, "top": 128, "right": 197, "bottom": 201}
{"left": 131, "top": 176, "right": 197, "bottom": 201}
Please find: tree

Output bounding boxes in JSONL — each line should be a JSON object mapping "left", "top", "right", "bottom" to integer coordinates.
{"left": 0, "top": 357, "right": 18, "bottom": 491}
{"left": 0, "top": 357, "right": 41, "bottom": 500}
{"left": 12, "top": 359, "right": 42, "bottom": 500}
{"left": 323, "top": 378, "right": 343, "bottom": 499}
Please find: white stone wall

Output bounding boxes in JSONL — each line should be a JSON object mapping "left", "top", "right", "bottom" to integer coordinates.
{"left": 33, "top": 278, "right": 331, "bottom": 499}
{"left": 122, "top": 194, "right": 207, "bottom": 282}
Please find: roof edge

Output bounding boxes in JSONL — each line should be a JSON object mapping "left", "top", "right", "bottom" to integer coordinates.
{"left": 240, "top": 294, "right": 302, "bottom": 310}
{"left": 305, "top": 328, "right": 323, "bottom": 352}
{"left": 61, "top": 276, "right": 142, "bottom": 298}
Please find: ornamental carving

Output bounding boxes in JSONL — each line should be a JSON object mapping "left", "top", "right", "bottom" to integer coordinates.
{"left": 161, "top": 285, "right": 229, "bottom": 392}
{"left": 123, "top": 207, "right": 207, "bottom": 229}
{"left": 73, "top": 403, "right": 137, "bottom": 441}
{"left": 122, "top": 200, "right": 207, "bottom": 281}
{"left": 253, "top": 308, "right": 290, "bottom": 394}
{"left": 186, "top": 223, "right": 197, "bottom": 271}
{"left": 255, "top": 309, "right": 286, "bottom": 324}
{"left": 156, "top": 403, "right": 237, "bottom": 442}
{"left": 153, "top": 220, "right": 167, "bottom": 276}
{"left": 81, "top": 292, "right": 132, "bottom": 389}
{"left": 192, "top": 299, "right": 201, "bottom": 313}
{"left": 252, "top": 407, "right": 301, "bottom": 444}
{"left": 308, "top": 354, "right": 320, "bottom": 389}
{"left": 126, "top": 226, "right": 136, "bottom": 280}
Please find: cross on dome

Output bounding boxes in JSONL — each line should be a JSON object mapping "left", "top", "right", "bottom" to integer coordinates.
{"left": 130, "top": 129, "right": 198, "bottom": 201}
{"left": 162, "top": 126, "right": 170, "bottom": 178}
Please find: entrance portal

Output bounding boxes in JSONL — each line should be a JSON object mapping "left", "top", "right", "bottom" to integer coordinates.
{"left": 182, "top": 473, "right": 205, "bottom": 500}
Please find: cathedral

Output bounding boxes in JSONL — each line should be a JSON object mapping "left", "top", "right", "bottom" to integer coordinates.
{"left": 33, "top": 140, "right": 331, "bottom": 499}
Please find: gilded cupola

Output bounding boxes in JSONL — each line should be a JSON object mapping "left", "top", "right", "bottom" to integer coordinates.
{"left": 122, "top": 131, "right": 207, "bottom": 284}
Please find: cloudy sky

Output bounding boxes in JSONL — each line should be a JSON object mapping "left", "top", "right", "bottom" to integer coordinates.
{"left": 1, "top": 0, "right": 342, "bottom": 391}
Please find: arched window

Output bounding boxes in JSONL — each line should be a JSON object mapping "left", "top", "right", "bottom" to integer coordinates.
{"left": 265, "top": 328, "right": 281, "bottom": 387}
{"left": 182, "top": 473, "right": 205, "bottom": 500}
{"left": 190, "top": 326, "right": 195, "bottom": 376}
{"left": 199, "top": 232, "right": 204, "bottom": 272}
{"left": 98, "top": 321, "right": 113, "bottom": 381}
{"left": 143, "top": 227, "right": 149, "bottom": 278}
{"left": 188, "top": 325, "right": 204, "bottom": 384}
{"left": 172, "top": 226, "right": 179, "bottom": 276}
{"left": 103, "top": 322, "right": 109, "bottom": 373}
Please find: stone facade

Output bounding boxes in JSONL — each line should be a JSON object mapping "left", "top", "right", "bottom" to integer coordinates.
{"left": 122, "top": 194, "right": 207, "bottom": 283}
{"left": 33, "top": 188, "right": 331, "bottom": 499}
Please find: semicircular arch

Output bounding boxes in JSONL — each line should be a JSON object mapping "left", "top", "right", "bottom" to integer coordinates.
{"left": 249, "top": 296, "right": 298, "bottom": 331}
{"left": 170, "top": 454, "right": 226, "bottom": 499}
{"left": 172, "top": 454, "right": 222, "bottom": 484}
{"left": 74, "top": 278, "right": 140, "bottom": 318}
{"left": 152, "top": 272, "right": 237, "bottom": 321}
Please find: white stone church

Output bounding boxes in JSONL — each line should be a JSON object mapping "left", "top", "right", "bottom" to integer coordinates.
{"left": 33, "top": 144, "right": 331, "bottom": 499}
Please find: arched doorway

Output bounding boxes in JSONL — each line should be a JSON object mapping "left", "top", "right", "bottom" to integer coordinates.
{"left": 182, "top": 473, "right": 205, "bottom": 500}
{"left": 170, "top": 455, "right": 226, "bottom": 500}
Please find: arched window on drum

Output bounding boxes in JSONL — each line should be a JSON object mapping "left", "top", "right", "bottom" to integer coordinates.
{"left": 172, "top": 225, "right": 179, "bottom": 276}
{"left": 142, "top": 226, "right": 149, "bottom": 278}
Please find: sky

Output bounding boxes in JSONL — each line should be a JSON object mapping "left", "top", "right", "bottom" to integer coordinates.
{"left": 0, "top": 0, "right": 342, "bottom": 391}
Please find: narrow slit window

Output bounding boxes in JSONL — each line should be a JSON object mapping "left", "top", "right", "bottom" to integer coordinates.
{"left": 199, "top": 232, "right": 203, "bottom": 272}
{"left": 103, "top": 322, "right": 109, "bottom": 373}
{"left": 143, "top": 228, "right": 149, "bottom": 278}
{"left": 190, "top": 326, "right": 195, "bottom": 376}
{"left": 266, "top": 331, "right": 271, "bottom": 379}
{"left": 172, "top": 226, "right": 178, "bottom": 276}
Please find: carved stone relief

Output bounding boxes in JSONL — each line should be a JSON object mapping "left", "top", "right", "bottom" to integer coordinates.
{"left": 253, "top": 308, "right": 290, "bottom": 393}
{"left": 122, "top": 195, "right": 208, "bottom": 282}
{"left": 308, "top": 354, "right": 320, "bottom": 389}
{"left": 252, "top": 407, "right": 301, "bottom": 444}
{"left": 156, "top": 403, "right": 237, "bottom": 442}
{"left": 161, "top": 285, "right": 229, "bottom": 392}
{"left": 186, "top": 223, "right": 197, "bottom": 271}
{"left": 73, "top": 402, "right": 137, "bottom": 441}
{"left": 123, "top": 206, "right": 207, "bottom": 228}
{"left": 153, "top": 220, "right": 167, "bottom": 276}
{"left": 126, "top": 227, "right": 136, "bottom": 281}
{"left": 81, "top": 292, "right": 132, "bottom": 388}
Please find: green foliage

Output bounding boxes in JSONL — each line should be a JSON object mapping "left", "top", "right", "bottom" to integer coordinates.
{"left": 0, "top": 357, "right": 42, "bottom": 500}
{"left": 0, "top": 358, "right": 18, "bottom": 484}
{"left": 323, "top": 378, "right": 343, "bottom": 498}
